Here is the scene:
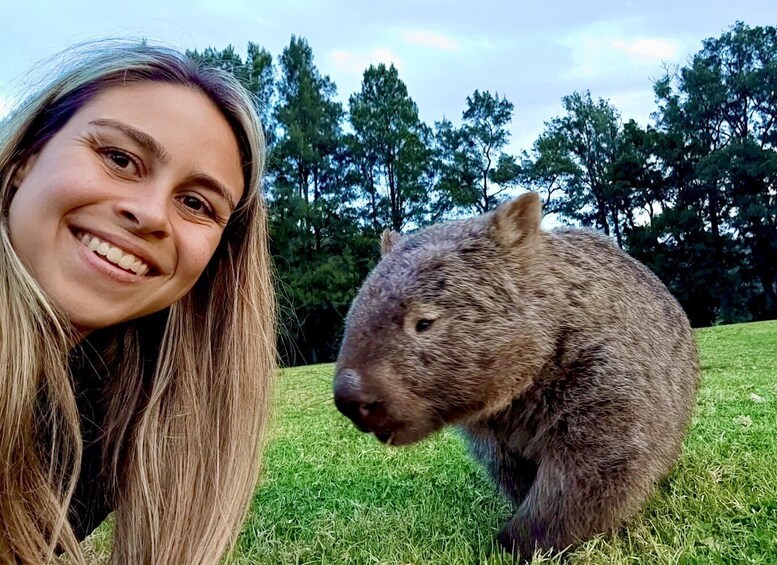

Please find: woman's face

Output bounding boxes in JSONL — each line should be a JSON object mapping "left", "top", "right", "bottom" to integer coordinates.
{"left": 8, "top": 82, "right": 244, "bottom": 333}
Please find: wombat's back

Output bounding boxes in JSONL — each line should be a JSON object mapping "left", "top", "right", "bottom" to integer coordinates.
{"left": 545, "top": 228, "right": 691, "bottom": 329}
{"left": 497, "top": 226, "right": 699, "bottom": 468}
{"left": 542, "top": 228, "right": 698, "bottom": 389}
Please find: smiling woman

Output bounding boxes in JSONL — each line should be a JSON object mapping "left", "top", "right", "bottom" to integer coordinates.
{"left": 0, "top": 41, "right": 276, "bottom": 564}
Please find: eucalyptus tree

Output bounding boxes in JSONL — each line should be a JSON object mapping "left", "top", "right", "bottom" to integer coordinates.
{"left": 518, "top": 128, "right": 580, "bottom": 219}
{"left": 349, "top": 63, "right": 432, "bottom": 232}
{"left": 270, "top": 36, "right": 365, "bottom": 364}
{"left": 654, "top": 22, "right": 777, "bottom": 320}
{"left": 461, "top": 90, "right": 518, "bottom": 212}
{"left": 521, "top": 91, "right": 631, "bottom": 246}
{"left": 434, "top": 90, "right": 519, "bottom": 216}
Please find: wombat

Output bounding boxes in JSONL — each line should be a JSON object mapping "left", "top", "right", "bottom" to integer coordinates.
{"left": 333, "top": 192, "right": 699, "bottom": 560}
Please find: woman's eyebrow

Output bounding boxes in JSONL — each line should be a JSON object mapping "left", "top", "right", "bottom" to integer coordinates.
{"left": 89, "top": 118, "right": 171, "bottom": 163}
{"left": 188, "top": 171, "right": 239, "bottom": 213}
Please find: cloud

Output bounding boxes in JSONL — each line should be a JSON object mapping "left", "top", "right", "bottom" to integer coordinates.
{"left": 327, "top": 47, "right": 403, "bottom": 74}
{"left": 610, "top": 37, "right": 679, "bottom": 62}
{"left": 324, "top": 48, "right": 405, "bottom": 98}
{"left": 561, "top": 21, "right": 684, "bottom": 81}
{"left": 399, "top": 29, "right": 460, "bottom": 52}
{"left": 392, "top": 27, "right": 500, "bottom": 59}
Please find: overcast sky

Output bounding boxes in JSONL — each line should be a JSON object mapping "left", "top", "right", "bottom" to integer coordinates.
{"left": 2, "top": 0, "right": 776, "bottom": 155}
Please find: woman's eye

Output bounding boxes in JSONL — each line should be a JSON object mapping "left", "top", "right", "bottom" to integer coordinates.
{"left": 101, "top": 148, "right": 139, "bottom": 174}
{"left": 178, "top": 194, "right": 215, "bottom": 218}
{"left": 108, "top": 150, "right": 130, "bottom": 168}
{"left": 415, "top": 319, "right": 435, "bottom": 333}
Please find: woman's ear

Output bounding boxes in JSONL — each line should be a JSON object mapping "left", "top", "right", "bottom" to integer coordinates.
{"left": 10, "top": 154, "right": 39, "bottom": 189}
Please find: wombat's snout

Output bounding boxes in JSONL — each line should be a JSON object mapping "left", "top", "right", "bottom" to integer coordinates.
{"left": 333, "top": 369, "right": 393, "bottom": 441}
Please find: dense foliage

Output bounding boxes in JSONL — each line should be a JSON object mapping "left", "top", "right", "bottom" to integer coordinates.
{"left": 190, "top": 22, "right": 777, "bottom": 365}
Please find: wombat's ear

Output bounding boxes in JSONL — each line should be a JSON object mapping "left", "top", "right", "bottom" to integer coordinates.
{"left": 491, "top": 192, "right": 542, "bottom": 248}
{"left": 380, "top": 230, "right": 402, "bottom": 256}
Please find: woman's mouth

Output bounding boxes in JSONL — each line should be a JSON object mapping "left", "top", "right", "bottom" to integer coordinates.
{"left": 77, "top": 232, "right": 150, "bottom": 276}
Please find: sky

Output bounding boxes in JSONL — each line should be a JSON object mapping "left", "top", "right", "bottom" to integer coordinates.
{"left": 2, "top": 0, "right": 777, "bottom": 156}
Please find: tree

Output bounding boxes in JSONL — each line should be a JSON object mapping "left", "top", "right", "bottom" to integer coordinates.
{"left": 435, "top": 90, "right": 519, "bottom": 216}
{"left": 273, "top": 36, "right": 343, "bottom": 206}
{"left": 518, "top": 128, "right": 580, "bottom": 219}
{"left": 269, "top": 36, "right": 367, "bottom": 364}
{"left": 522, "top": 91, "right": 633, "bottom": 247}
{"left": 349, "top": 63, "right": 432, "bottom": 231}
{"left": 654, "top": 22, "right": 777, "bottom": 320}
{"left": 462, "top": 90, "right": 518, "bottom": 212}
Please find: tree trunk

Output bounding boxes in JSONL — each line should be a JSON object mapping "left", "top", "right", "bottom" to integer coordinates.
{"left": 596, "top": 197, "right": 610, "bottom": 236}
{"left": 610, "top": 207, "right": 623, "bottom": 248}
{"left": 387, "top": 158, "right": 402, "bottom": 231}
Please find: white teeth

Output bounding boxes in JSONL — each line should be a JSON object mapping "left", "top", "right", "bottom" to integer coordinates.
{"left": 78, "top": 232, "right": 151, "bottom": 276}
{"left": 106, "top": 247, "right": 122, "bottom": 262}
{"left": 118, "top": 254, "right": 135, "bottom": 269}
{"left": 133, "top": 262, "right": 149, "bottom": 276}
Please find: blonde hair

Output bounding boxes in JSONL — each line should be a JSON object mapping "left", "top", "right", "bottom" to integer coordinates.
{"left": 0, "top": 40, "right": 276, "bottom": 563}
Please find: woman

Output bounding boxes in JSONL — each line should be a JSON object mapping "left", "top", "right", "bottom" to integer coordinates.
{"left": 0, "top": 40, "right": 276, "bottom": 563}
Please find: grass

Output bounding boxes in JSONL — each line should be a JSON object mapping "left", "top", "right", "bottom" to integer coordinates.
{"left": 85, "top": 320, "right": 777, "bottom": 563}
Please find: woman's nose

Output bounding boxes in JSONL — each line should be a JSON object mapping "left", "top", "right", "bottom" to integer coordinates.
{"left": 114, "top": 187, "right": 173, "bottom": 238}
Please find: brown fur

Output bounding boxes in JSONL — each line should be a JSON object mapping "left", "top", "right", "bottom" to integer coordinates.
{"left": 334, "top": 192, "right": 699, "bottom": 561}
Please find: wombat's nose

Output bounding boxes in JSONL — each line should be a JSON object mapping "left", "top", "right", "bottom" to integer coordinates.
{"left": 333, "top": 369, "right": 383, "bottom": 432}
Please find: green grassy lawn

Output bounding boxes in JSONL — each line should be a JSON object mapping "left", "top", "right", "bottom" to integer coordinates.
{"left": 85, "top": 320, "right": 777, "bottom": 563}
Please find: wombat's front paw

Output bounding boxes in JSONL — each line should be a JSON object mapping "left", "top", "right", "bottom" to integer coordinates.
{"left": 496, "top": 524, "right": 532, "bottom": 563}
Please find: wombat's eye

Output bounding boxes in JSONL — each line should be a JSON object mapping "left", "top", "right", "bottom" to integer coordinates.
{"left": 415, "top": 319, "right": 435, "bottom": 333}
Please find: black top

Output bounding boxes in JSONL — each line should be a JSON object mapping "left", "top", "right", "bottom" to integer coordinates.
{"left": 68, "top": 349, "right": 113, "bottom": 541}
{"left": 66, "top": 316, "right": 165, "bottom": 542}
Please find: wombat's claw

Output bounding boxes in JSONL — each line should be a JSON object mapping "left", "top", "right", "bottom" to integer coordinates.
{"left": 374, "top": 430, "right": 395, "bottom": 445}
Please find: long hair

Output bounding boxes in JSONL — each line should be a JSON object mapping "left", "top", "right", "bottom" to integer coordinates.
{"left": 0, "top": 40, "right": 276, "bottom": 563}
